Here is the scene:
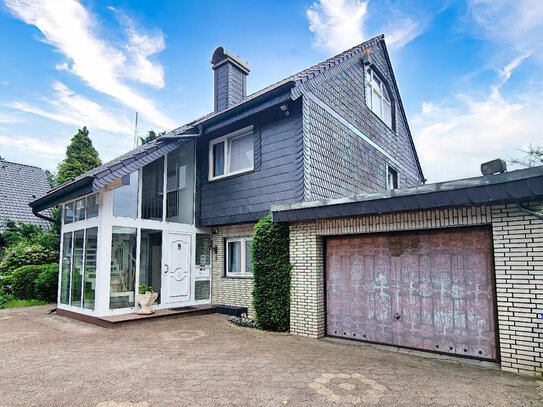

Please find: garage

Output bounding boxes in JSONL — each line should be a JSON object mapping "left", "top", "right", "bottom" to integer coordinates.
{"left": 325, "top": 226, "right": 498, "bottom": 360}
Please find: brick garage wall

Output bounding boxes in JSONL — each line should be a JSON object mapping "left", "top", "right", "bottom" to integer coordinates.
{"left": 211, "top": 223, "right": 255, "bottom": 316}
{"left": 288, "top": 203, "right": 543, "bottom": 375}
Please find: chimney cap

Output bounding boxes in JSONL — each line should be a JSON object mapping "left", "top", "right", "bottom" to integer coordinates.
{"left": 211, "top": 47, "right": 250, "bottom": 74}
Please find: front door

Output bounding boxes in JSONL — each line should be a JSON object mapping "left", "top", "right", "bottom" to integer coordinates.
{"left": 164, "top": 233, "right": 191, "bottom": 304}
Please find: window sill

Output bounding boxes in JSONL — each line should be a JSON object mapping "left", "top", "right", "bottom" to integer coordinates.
{"left": 222, "top": 275, "right": 253, "bottom": 280}
{"left": 208, "top": 167, "right": 254, "bottom": 182}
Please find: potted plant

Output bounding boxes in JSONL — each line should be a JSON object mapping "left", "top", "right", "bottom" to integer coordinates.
{"left": 136, "top": 284, "right": 158, "bottom": 315}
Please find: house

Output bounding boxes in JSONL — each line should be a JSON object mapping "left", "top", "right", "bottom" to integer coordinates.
{"left": 30, "top": 34, "right": 422, "bottom": 320}
{"left": 0, "top": 158, "right": 52, "bottom": 230}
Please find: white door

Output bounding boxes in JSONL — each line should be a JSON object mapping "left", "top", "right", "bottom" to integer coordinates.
{"left": 164, "top": 233, "right": 191, "bottom": 304}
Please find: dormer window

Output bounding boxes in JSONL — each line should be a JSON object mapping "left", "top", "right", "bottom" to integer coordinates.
{"left": 365, "top": 67, "right": 392, "bottom": 128}
{"left": 209, "top": 126, "right": 254, "bottom": 180}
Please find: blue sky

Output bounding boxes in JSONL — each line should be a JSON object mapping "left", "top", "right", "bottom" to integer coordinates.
{"left": 0, "top": 0, "right": 541, "bottom": 182}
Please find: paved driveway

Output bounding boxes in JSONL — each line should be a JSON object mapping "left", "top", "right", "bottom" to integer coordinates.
{"left": 0, "top": 306, "right": 541, "bottom": 407}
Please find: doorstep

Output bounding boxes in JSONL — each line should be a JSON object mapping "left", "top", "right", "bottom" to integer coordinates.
{"left": 56, "top": 304, "right": 218, "bottom": 329}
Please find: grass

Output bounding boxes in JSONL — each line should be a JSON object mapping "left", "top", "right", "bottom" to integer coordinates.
{"left": 2, "top": 299, "right": 47, "bottom": 308}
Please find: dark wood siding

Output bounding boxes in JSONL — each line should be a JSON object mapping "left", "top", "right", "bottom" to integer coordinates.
{"left": 196, "top": 104, "right": 304, "bottom": 226}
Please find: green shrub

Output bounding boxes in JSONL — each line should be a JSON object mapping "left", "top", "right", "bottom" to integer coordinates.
{"left": 0, "top": 243, "right": 58, "bottom": 275}
{"left": 0, "top": 274, "right": 12, "bottom": 295}
{"left": 252, "top": 214, "right": 291, "bottom": 332}
{"left": 35, "top": 264, "right": 59, "bottom": 302}
{"left": 11, "top": 264, "right": 56, "bottom": 300}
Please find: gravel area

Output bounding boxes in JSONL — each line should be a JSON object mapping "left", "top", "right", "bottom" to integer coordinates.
{"left": 0, "top": 305, "right": 541, "bottom": 407}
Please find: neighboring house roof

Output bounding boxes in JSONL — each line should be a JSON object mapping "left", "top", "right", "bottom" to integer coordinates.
{"left": 271, "top": 165, "right": 543, "bottom": 222}
{"left": 31, "top": 34, "right": 423, "bottom": 212}
{"left": 0, "top": 159, "right": 52, "bottom": 229}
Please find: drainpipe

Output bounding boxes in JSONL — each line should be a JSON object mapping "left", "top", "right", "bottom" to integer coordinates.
{"left": 31, "top": 205, "right": 59, "bottom": 225}
{"left": 517, "top": 202, "right": 543, "bottom": 220}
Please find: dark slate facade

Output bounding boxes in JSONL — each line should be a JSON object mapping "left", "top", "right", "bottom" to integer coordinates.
{"left": 300, "top": 39, "right": 423, "bottom": 201}
{"left": 196, "top": 101, "right": 304, "bottom": 226}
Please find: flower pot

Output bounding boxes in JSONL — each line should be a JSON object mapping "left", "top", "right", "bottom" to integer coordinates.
{"left": 136, "top": 292, "right": 158, "bottom": 315}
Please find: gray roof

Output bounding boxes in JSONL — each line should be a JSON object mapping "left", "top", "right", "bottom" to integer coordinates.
{"left": 0, "top": 159, "right": 52, "bottom": 229}
{"left": 31, "top": 34, "right": 423, "bottom": 211}
{"left": 271, "top": 166, "right": 543, "bottom": 222}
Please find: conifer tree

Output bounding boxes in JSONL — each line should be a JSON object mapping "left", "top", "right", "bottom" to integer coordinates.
{"left": 56, "top": 127, "right": 101, "bottom": 185}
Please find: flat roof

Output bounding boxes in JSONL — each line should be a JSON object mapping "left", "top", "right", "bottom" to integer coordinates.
{"left": 271, "top": 166, "right": 543, "bottom": 222}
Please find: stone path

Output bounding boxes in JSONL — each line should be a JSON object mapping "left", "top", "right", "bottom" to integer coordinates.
{"left": 0, "top": 305, "right": 541, "bottom": 406}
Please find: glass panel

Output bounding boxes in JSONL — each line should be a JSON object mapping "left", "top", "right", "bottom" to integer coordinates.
{"left": 113, "top": 172, "right": 138, "bottom": 218}
{"left": 227, "top": 241, "right": 241, "bottom": 274}
{"left": 196, "top": 234, "right": 211, "bottom": 266}
{"left": 195, "top": 280, "right": 210, "bottom": 300}
{"left": 373, "top": 89, "right": 382, "bottom": 117}
{"left": 365, "top": 82, "right": 372, "bottom": 108}
{"left": 383, "top": 102, "right": 392, "bottom": 128}
{"left": 166, "top": 141, "right": 195, "bottom": 224}
{"left": 83, "top": 227, "right": 98, "bottom": 310}
{"left": 387, "top": 167, "right": 398, "bottom": 190}
{"left": 86, "top": 194, "right": 99, "bottom": 218}
{"left": 371, "top": 72, "right": 381, "bottom": 89}
{"left": 229, "top": 134, "right": 254, "bottom": 173}
{"left": 60, "top": 232, "right": 72, "bottom": 305}
{"left": 64, "top": 203, "right": 74, "bottom": 224}
{"left": 142, "top": 158, "right": 164, "bottom": 220}
{"left": 213, "top": 141, "right": 224, "bottom": 177}
{"left": 75, "top": 199, "right": 86, "bottom": 222}
{"left": 245, "top": 239, "right": 252, "bottom": 274}
{"left": 110, "top": 227, "right": 137, "bottom": 309}
{"left": 139, "top": 230, "right": 162, "bottom": 303}
{"left": 71, "top": 230, "right": 84, "bottom": 307}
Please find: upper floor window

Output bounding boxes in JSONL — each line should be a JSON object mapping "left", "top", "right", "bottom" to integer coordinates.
{"left": 387, "top": 166, "right": 398, "bottom": 190}
{"left": 209, "top": 126, "right": 254, "bottom": 180}
{"left": 365, "top": 67, "right": 392, "bottom": 128}
{"left": 63, "top": 193, "right": 99, "bottom": 224}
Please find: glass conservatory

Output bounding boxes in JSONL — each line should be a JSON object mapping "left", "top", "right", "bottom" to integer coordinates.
{"left": 56, "top": 141, "right": 213, "bottom": 317}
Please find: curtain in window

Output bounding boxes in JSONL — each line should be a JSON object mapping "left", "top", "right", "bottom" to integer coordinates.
{"left": 228, "top": 241, "right": 241, "bottom": 273}
{"left": 229, "top": 134, "right": 253, "bottom": 173}
{"left": 213, "top": 142, "right": 225, "bottom": 177}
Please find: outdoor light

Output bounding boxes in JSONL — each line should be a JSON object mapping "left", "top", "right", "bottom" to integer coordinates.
{"left": 480, "top": 158, "right": 507, "bottom": 175}
{"left": 362, "top": 49, "right": 371, "bottom": 65}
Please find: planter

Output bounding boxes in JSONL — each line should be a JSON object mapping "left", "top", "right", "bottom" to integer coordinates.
{"left": 136, "top": 292, "right": 158, "bottom": 315}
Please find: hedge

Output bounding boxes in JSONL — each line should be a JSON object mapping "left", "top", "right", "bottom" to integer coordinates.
{"left": 252, "top": 214, "right": 291, "bottom": 332}
{"left": 11, "top": 263, "right": 58, "bottom": 301}
{"left": 0, "top": 243, "right": 58, "bottom": 275}
{"left": 35, "top": 264, "right": 59, "bottom": 302}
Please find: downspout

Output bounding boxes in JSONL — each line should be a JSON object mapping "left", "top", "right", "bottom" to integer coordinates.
{"left": 517, "top": 202, "right": 543, "bottom": 220}
{"left": 31, "top": 205, "right": 59, "bottom": 225}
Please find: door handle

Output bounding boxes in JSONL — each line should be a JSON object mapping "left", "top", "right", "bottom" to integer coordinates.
{"left": 164, "top": 264, "right": 169, "bottom": 273}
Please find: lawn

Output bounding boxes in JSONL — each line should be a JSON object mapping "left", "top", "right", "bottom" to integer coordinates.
{"left": 1, "top": 298, "right": 47, "bottom": 308}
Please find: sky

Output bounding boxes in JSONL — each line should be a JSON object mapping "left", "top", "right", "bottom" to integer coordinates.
{"left": 0, "top": 0, "right": 542, "bottom": 183}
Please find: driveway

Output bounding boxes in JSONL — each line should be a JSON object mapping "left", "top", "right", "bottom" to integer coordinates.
{"left": 0, "top": 306, "right": 541, "bottom": 407}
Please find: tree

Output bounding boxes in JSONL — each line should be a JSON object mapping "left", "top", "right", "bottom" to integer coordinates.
{"left": 44, "top": 169, "right": 56, "bottom": 188}
{"left": 56, "top": 127, "right": 101, "bottom": 185}
{"left": 140, "top": 130, "right": 166, "bottom": 145}
{"left": 510, "top": 145, "right": 543, "bottom": 168}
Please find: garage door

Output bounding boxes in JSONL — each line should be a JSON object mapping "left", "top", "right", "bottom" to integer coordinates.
{"left": 325, "top": 226, "right": 497, "bottom": 359}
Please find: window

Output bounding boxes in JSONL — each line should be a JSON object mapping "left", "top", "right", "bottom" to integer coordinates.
{"left": 110, "top": 227, "right": 137, "bottom": 309}
{"left": 142, "top": 158, "right": 164, "bottom": 220}
{"left": 60, "top": 232, "right": 73, "bottom": 305}
{"left": 365, "top": 67, "right": 392, "bottom": 128}
{"left": 387, "top": 166, "right": 398, "bottom": 190}
{"left": 75, "top": 199, "right": 86, "bottom": 221}
{"left": 64, "top": 202, "right": 74, "bottom": 224}
{"left": 87, "top": 194, "right": 99, "bottom": 219}
{"left": 166, "top": 142, "right": 195, "bottom": 224}
{"left": 226, "top": 237, "right": 252, "bottom": 277}
{"left": 113, "top": 172, "right": 138, "bottom": 218}
{"left": 209, "top": 126, "right": 254, "bottom": 180}
{"left": 139, "top": 229, "right": 162, "bottom": 303}
{"left": 83, "top": 228, "right": 98, "bottom": 310}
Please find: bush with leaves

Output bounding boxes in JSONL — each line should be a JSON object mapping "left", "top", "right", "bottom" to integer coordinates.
{"left": 252, "top": 214, "right": 291, "bottom": 332}
{"left": 11, "top": 265, "right": 46, "bottom": 300}
{"left": 0, "top": 243, "right": 58, "bottom": 275}
{"left": 35, "top": 264, "right": 59, "bottom": 302}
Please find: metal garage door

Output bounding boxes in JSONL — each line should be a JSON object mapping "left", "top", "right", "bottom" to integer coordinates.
{"left": 325, "top": 226, "right": 497, "bottom": 359}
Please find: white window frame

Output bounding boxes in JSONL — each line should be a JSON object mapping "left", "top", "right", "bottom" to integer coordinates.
{"left": 225, "top": 237, "right": 253, "bottom": 277}
{"left": 209, "top": 126, "right": 254, "bottom": 181}
{"left": 62, "top": 192, "right": 100, "bottom": 225}
{"left": 365, "top": 67, "right": 392, "bottom": 128}
{"left": 386, "top": 165, "right": 399, "bottom": 190}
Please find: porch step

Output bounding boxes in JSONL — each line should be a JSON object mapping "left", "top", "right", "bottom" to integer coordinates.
{"left": 56, "top": 304, "right": 218, "bottom": 329}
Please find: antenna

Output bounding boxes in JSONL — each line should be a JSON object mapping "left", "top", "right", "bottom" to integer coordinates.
{"left": 133, "top": 112, "right": 139, "bottom": 148}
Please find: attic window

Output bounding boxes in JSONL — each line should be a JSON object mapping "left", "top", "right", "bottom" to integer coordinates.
{"left": 209, "top": 126, "right": 254, "bottom": 181}
{"left": 387, "top": 166, "right": 398, "bottom": 190}
{"left": 365, "top": 67, "right": 392, "bottom": 128}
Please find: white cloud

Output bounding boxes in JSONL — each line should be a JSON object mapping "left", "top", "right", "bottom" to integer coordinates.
{"left": 384, "top": 17, "right": 422, "bottom": 49}
{"left": 307, "top": 0, "right": 368, "bottom": 53}
{"left": 412, "top": 84, "right": 543, "bottom": 182}
{"left": 7, "top": 81, "right": 133, "bottom": 134}
{"left": 3, "top": 0, "right": 175, "bottom": 129}
{"left": 0, "top": 113, "right": 20, "bottom": 124}
{"left": 0, "top": 134, "right": 64, "bottom": 158}
{"left": 468, "top": 0, "right": 543, "bottom": 64}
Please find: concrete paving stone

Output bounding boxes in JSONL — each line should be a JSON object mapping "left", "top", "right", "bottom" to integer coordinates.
{"left": 0, "top": 305, "right": 542, "bottom": 406}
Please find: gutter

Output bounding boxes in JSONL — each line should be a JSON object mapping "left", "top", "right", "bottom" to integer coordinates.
{"left": 517, "top": 202, "right": 543, "bottom": 220}
{"left": 31, "top": 206, "right": 58, "bottom": 225}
